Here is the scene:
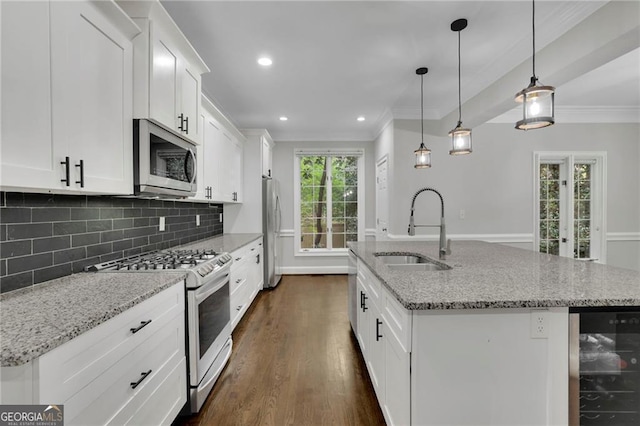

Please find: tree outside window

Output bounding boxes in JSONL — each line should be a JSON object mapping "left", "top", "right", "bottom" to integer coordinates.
{"left": 297, "top": 153, "right": 361, "bottom": 252}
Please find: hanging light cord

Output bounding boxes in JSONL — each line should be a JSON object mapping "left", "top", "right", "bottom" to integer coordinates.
{"left": 457, "top": 29, "right": 462, "bottom": 126}
{"left": 531, "top": 0, "right": 537, "bottom": 82}
{"left": 420, "top": 74, "right": 425, "bottom": 145}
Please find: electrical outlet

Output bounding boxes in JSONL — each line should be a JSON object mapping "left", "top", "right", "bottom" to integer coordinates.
{"left": 196, "top": 215, "right": 200, "bottom": 226}
{"left": 159, "top": 216, "right": 165, "bottom": 232}
{"left": 531, "top": 310, "right": 549, "bottom": 339}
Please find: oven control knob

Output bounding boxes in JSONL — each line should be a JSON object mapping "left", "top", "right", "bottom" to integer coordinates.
{"left": 197, "top": 263, "right": 214, "bottom": 277}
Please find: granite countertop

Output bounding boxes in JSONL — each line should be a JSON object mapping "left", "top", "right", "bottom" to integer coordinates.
{"left": 176, "top": 233, "right": 262, "bottom": 253}
{"left": 0, "top": 271, "right": 186, "bottom": 367}
{"left": 349, "top": 240, "right": 640, "bottom": 310}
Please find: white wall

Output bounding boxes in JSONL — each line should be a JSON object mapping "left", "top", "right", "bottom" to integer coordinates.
{"left": 272, "top": 140, "right": 376, "bottom": 274}
{"left": 381, "top": 120, "right": 640, "bottom": 271}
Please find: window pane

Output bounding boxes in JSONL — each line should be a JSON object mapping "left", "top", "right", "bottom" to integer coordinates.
{"left": 298, "top": 155, "right": 359, "bottom": 251}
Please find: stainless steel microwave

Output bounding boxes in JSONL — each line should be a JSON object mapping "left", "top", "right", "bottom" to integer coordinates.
{"left": 134, "top": 119, "right": 197, "bottom": 198}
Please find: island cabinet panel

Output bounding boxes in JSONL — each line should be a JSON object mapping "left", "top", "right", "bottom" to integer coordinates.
{"left": 356, "top": 260, "right": 410, "bottom": 426}
{"left": 411, "top": 308, "right": 569, "bottom": 426}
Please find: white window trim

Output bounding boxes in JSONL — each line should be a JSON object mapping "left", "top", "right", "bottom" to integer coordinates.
{"left": 293, "top": 149, "right": 365, "bottom": 257}
{"left": 533, "top": 151, "right": 607, "bottom": 263}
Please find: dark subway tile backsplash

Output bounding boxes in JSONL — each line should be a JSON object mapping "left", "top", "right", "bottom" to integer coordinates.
{"left": 0, "top": 192, "right": 224, "bottom": 293}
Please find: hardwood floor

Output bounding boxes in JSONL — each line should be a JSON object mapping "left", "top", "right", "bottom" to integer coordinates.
{"left": 176, "top": 274, "right": 386, "bottom": 426}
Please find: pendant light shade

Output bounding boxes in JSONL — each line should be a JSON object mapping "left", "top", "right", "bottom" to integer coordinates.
{"left": 414, "top": 142, "right": 432, "bottom": 168}
{"left": 449, "top": 18, "right": 472, "bottom": 155}
{"left": 414, "top": 67, "right": 432, "bottom": 168}
{"left": 515, "top": 0, "right": 555, "bottom": 130}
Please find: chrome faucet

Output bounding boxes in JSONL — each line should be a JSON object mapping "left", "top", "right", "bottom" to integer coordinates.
{"left": 408, "top": 187, "right": 451, "bottom": 260}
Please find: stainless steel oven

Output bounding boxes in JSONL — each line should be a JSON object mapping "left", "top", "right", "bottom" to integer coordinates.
{"left": 186, "top": 261, "right": 233, "bottom": 413}
{"left": 134, "top": 118, "right": 197, "bottom": 198}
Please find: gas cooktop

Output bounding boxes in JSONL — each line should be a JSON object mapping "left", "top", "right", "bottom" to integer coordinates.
{"left": 85, "top": 249, "right": 223, "bottom": 272}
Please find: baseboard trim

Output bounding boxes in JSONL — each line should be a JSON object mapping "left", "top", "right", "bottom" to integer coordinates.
{"left": 280, "top": 266, "right": 348, "bottom": 275}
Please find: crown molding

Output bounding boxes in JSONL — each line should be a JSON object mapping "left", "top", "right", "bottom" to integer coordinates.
{"left": 488, "top": 106, "right": 640, "bottom": 124}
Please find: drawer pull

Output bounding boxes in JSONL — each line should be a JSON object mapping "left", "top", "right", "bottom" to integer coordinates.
{"left": 235, "top": 257, "right": 241, "bottom": 261}
{"left": 130, "top": 369, "right": 152, "bottom": 389}
{"left": 376, "top": 318, "right": 383, "bottom": 341}
{"left": 237, "top": 305, "right": 242, "bottom": 311}
{"left": 236, "top": 279, "right": 242, "bottom": 283}
{"left": 130, "top": 320, "right": 152, "bottom": 334}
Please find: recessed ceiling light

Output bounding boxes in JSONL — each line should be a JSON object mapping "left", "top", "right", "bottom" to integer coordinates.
{"left": 258, "top": 57, "right": 273, "bottom": 66}
{"left": 357, "top": 116, "right": 365, "bottom": 122}
{"left": 279, "top": 116, "right": 288, "bottom": 121}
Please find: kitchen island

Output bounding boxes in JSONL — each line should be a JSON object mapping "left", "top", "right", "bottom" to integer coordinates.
{"left": 348, "top": 240, "right": 640, "bottom": 426}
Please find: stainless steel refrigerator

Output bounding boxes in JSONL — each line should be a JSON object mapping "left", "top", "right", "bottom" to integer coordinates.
{"left": 262, "top": 177, "right": 282, "bottom": 288}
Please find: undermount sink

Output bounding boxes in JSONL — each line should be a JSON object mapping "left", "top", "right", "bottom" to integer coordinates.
{"left": 374, "top": 253, "right": 452, "bottom": 271}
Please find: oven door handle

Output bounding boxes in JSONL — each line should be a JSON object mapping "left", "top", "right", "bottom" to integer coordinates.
{"left": 194, "top": 273, "right": 230, "bottom": 304}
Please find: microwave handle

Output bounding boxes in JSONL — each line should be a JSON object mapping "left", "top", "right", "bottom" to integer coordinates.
{"left": 185, "top": 148, "right": 197, "bottom": 185}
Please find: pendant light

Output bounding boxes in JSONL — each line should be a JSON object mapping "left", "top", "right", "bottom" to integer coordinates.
{"left": 449, "top": 18, "right": 472, "bottom": 155}
{"left": 515, "top": 0, "right": 555, "bottom": 130}
{"left": 414, "top": 67, "right": 431, "bottom": 168}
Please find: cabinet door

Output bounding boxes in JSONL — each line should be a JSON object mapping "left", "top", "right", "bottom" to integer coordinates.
{"left": 356, "top": 279, "right": 370, "bottom": 355}
{"left": 1, "top": 1, "right": 61, "bottom": 191}
{"left": 150, "top": 29, "right": 178, "bottom": 131}
{"left": 231, "top": 136, "right": 243, "bottom": 202}
{"left": 261, "top": 136, "right": 272, "bottom": 178}
{"left": 206, "top": 117, "right": 223, "bottom": 201}
{"left": 368, "top": 303, "right": 386, "bottom": 403}
{"left": 51, "top": 1, "right": 133, "bottom": 194}
{"left": 383, "top": 327, "right": 410, "bottom": 426}
{"left": 180, "top": 65, "right": 200, "bottom": 142}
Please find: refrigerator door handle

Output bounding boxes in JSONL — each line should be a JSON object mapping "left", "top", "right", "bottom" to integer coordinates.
{"left": 275, "top": 195, "right": 282, "bottom": 234}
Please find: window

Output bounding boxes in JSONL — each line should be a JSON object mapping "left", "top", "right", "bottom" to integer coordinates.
{"left": 294, "top": 150, "right": 364, "bottom": 255}
{"left": 534, "top": 152, "right": 606, "bottom": 262}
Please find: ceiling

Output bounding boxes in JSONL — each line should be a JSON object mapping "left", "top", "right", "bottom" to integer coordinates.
{"left": 161, "top": 1, "right": 640, "bottom": 142}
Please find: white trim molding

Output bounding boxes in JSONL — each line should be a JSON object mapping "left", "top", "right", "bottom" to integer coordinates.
{"left": 607, "top": 232, "right": 640, "bottom": 241}
{"left": 280, "top": 266, "right": 348, "bottom": 275}
{"left": 386, "top": 233, "right": 534, "bottom": 244}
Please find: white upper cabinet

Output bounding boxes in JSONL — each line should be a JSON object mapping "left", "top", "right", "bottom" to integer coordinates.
{"left": 192, "top": 95, "right": 245, "bottom": 203}
{"left": 261, "top": 134, "right": 274, "bottom": 178}
{"left": 117, "top": 0, "right": 209, "bottom": 144}
{"left": 0, "top": 0, "right": 139, "bottom": 195}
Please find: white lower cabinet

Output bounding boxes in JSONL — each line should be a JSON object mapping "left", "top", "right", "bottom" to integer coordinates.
{"left": 354, "top": 259, "right": 569, "bottom": 426}
{"left": 1, "top": 282, "right": 187, "bottom": 426}
{"left": 229, "top": 238, "right": 263, "bottom": 330}
{"left": 356, "top": 260, "right": 409, "bottom": 426}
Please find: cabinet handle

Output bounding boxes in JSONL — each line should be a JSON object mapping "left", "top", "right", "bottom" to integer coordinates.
{"left": 130, "top": 369, "right": 152, "bottom": 389}
{"left": 178, "top": 113, "right": 185, "bottom": 132}
{"left": 130, "top": 320, "right": 152, "bottom": 334}
{"left": 376, "top": 318, "right": 383, "bottom": 341}
{"left": 236, "top": 305, "right": 242, "bottom": 311}
{"left": 184, "top": 116, "right": 189, "bottom": 134}
{"left": 236, "top": 279, "right": 242, "bottom": 283}
{"left": 235, "top": 257, "right": 241, "bottom": 261}
{"left": 361, "top": 292, "right": 368, "bottom": 312}
{"left": 256, "top": 254, "right": 260, "bottom": 264}
{"left": 61, "top": 157, "right": 70, "bottom": 186}
{"left": 75, "top": 159, "right": 84, "bottom": 188}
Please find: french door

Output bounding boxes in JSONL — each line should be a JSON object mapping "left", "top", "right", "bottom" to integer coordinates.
{"left": 534, "top": 152, "right": 606, "bottom": 262}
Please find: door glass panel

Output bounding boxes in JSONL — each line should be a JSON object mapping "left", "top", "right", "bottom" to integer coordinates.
{"left": 574, "top": 163, "right": 592, "bottom": 259}
{"left": 539, "top": 163, "right": 561, "bottom": 255}
{"left": 149, "top": 132, "right": 193, "bottom": 182}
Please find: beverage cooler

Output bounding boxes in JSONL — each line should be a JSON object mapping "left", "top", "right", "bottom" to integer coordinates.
{"left": 570, "top": 308, "right": 640, "bottom": 426}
